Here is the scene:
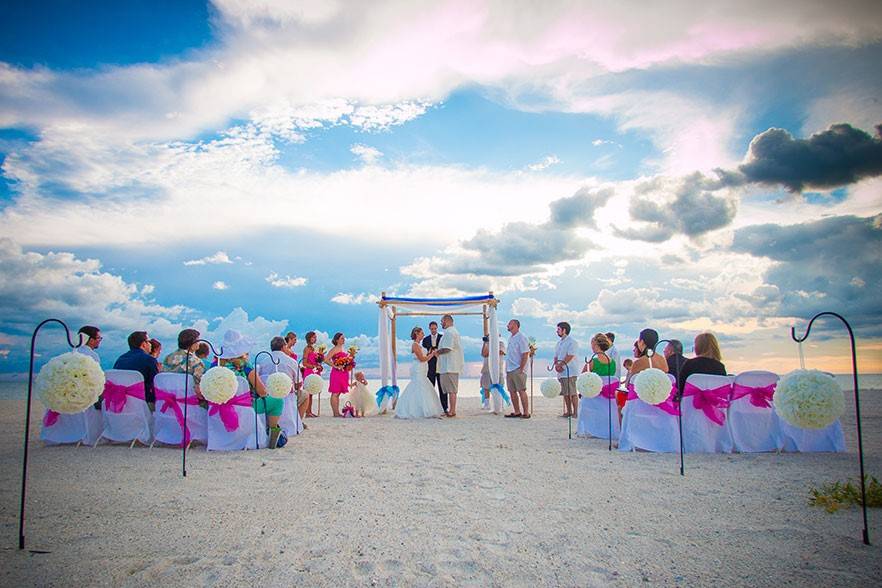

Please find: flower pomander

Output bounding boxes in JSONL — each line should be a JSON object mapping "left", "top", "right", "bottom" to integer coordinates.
{"left": 774, "top": 369, "right": 845, "bottom": 429}
{"left": 576, "top": 372, "right": 603, "bottom": 398}
{"left": 36, "top": 351, "right": 105, "bottom": 414}
{"left": 266, "top": 372, "right": 293, "bottom": 399}
{"left": 540, "top": 377, "right": 561, "bottom": 398}
{"left": 634, "top": 368, "right": 672, "bottom": 405}
{"left": 303, "top": 373, "right": 325, "bottom": 396}
{"left": 200, "top": 366, "right": 238, "bottom": 404}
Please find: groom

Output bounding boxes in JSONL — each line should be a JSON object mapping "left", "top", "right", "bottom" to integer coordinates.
{"left": 422, "top": 321, "right": 447, "bottom": 413}
{"left": 436, "top": 314, "right": 464, "bottom": 417}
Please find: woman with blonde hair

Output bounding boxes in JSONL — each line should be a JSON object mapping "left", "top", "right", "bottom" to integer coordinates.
{"left": 677, "top": 332, "right": 727, "bottom": 395}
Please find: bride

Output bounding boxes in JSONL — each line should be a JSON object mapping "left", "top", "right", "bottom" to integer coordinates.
{"left": 395, "top": 326, "right": 445, "bottom": 419}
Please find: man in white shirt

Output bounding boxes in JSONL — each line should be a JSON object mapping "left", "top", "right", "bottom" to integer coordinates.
{"left": 260, "top": 336, "right": 304, "bottom": 416}
{"left": 436, "top": 314, "right": 464, "bottom": 417}
{"left": 76, "top": 325, "right": 102, "bottom": 365}
{"left": 504, "top": 319, "right": 531, "bottom": 419}
{"left": 553, "top": 321, "right": 580, "bottom": 418}
{"left": 605, "top": 332, "right": 621, "bottom": 378}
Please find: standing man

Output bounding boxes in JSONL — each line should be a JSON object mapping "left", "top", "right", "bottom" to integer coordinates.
{"left": 113, "top": 331, "right": 160, "bottom": 407}
{"left": 76, "top": 325, "right": 102, "bottom": 364}
{"left": 435, "top": 314, "right": 463, "bottom": 417}
{"left": 422, "top": 321, "right": 446, "bottom": 414}
{"left": 553, "top": 322, "right": 580, "bottom": 418}
{"left": 605, "top": 332, "right": 621, "bottom": 378}
{"left": 504, "top": 319, "right": 531, "bottom": 419}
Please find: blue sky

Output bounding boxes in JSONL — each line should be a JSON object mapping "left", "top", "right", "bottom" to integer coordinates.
{"left": 1, "top": 1, "right": 881, "bottom": 374}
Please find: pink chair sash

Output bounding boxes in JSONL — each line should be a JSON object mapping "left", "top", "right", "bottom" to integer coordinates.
{"left": 43, "top": 410, "right": 60, "bottom": 427}
{"left": 626, "top": 383, "right": 680, "bottom": 416}
{"left": 600, "top": 381, "right": 619, "bottom": 399}
{"left": 155, "top": 388, "right": 202, "bottom": 446}
{"left": 208, "top": 393, "right": 253, "bottom": 432}
{"left": 682, "top": 382, "right": 731, "bottom": 426}
{"left": 731, "top": 383, "right": 775, "bottom": 409}
{"left": 103, "top": 381, "right": 146, "bottom": 413}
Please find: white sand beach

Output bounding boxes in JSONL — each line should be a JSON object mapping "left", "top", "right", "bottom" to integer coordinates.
{"left": 1, "top": 390, "right": 880, "bottom": 586}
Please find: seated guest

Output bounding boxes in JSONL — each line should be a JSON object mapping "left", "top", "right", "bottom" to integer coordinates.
{"left": 113, "top": 331, "right": 160, "bottom": 406}
{"left": 678, "top": 332, "right": 727, "bottom": 395}
{"left": 195, "top": 342, "right": 211, "bottom": 371}
{"left": 583, "top": 333, "right": 615, "bottom": 379}
{"left": 258, "top": 336, "right": 304, "bottom": 418}
{"left": 663, "top": 339, "right": 687, "bottom": 381}
{"left": 76, "top": 325, "right": 102, "bottom": 364}
{"left": 624, "top": 328, "right": 668, "bottom": 388}
{"left": 149, "top": 338, "right": 162, "bottom": 371}
{"left": 162, "top": 329, "right": 206, "bottom": 395}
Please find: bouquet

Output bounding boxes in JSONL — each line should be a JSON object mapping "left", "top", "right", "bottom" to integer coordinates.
{"left": 332, "top": 354, "right": 355, "bottom": 371}
{"left": 314, "top": 344, "right": 326, "bottom": 367}
{"left": 201, "top": 366, "right": 238, "bottom": 404}
{"left": 528, "top": 337, "right": 537, "bottom": 357}
{"left": 266, "top": 372, "right": 293, "bottom": 398}
{"left": 36, "top": 351, "right": 105, "bottom": 414}
{"left": 348, "top": 345, "right": 359, "bottom": 356}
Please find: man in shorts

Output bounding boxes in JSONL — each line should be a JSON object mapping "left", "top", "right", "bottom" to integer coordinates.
{"left": 435, "top": 314, "right": 464, "bottom": 417}
{"left": 504, "top": 319, "right": 531, "bottom": 419}
{"left": 553, "top": 321, "right": 580, "bottom": 418}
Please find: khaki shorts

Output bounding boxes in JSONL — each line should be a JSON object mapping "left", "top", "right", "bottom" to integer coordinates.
{"left": 506, "top": 369, "right": 527, "bottom": 392}
{"left": 560, "top": 375, "right": 577, "bottom": 396}
{"left": 439, "top": 373, "right": 459, "bottom": 395}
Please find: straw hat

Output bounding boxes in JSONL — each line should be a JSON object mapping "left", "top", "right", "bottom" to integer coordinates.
{"left": 219, "top": 329, "right": 252, "bottom": 359}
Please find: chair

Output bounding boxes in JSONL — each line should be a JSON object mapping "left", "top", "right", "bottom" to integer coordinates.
{"left": 680, "top": 374, "right": 734, "bottom": 453}
{"left": 619, "top": 376, "right": 680, "bottom": 453}
{"left": 40, "top": 405, "right": 103, "bottom": 446}
{"left": 729, "top": 371, "right": 781, "bottom": 452}
{"left": 152, "top": 372, "right": 208, "bottom": 447}
{"left": 779, "top": 419, "right": 846, "bottom": 452}
{"left": 577, "top": 379, "right": 620, "bottom": 440}
{"left": 97, "top": 369, "right": 153, "bottom": 447}
{"left": 207, "top": 376, "right": 266, "bottom": 451}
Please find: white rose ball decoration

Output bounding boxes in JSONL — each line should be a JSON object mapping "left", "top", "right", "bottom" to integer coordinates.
{"left": 266, "top": 372, "right": 293, "bottom": 399}
{"left": 540, "top": 377, "right": 562, "bottom": 398}
{"left": 576, "top": 372, "right": 603, "bottom": 398}
{"left": 36, "top": 352, "right": 105, "bottom": 414}
{"left": 634, "top": 368, "right": 672, "bottom": 405}
{"left": 200, "top": 366, "right": 238, "bottom": 404}
{"left": 303, "top": 373, "right": 325, "bottom": 396}
{"left": 774, "top": 369, "right": 845, "bottom": 429}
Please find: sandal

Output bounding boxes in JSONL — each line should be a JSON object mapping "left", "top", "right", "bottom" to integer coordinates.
{"left": 521, "top": 414, "right": 531, "bottom": 419}
{"left": 504, "top": 413, "right": 523, "bottom": 418}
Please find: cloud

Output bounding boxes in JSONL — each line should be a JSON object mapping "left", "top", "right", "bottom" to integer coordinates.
{"left": 527, "top": 155, "right": 560, "bottom": 171}
{"left": 331, "top": 292, "right": 379, "bottom": 305}
{"left": 265, "top": 272, "right": 308, "bottom": 288}
{"left": 350, "top": 144, "right": 383, "bottom": 165}
{"left": 212, "top": 281, "right": 229, "bottom": 290}
{"left": 183, "top": 251, "right": 234, "bottom": 266}
{"left": 727, "top": 123, "right": 882, "bottom": 192}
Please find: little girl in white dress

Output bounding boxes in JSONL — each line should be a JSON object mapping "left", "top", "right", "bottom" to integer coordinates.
{"left": 348, "top": 371, "right": 375, "bottom": 417}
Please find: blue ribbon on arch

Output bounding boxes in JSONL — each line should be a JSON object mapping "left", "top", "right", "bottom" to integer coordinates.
{"left": 481, "top": 383, "right": 511, "bottom": 406}
{"left": 376, "top": 385, "right": 399, "bottom": 408}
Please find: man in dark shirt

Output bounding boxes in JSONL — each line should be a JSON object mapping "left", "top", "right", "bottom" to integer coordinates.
{"left": 113, "top": 330, "right": 159, "bottom": 405}
{"left": 663, "top": 339, "right": 688, "bottom": 382}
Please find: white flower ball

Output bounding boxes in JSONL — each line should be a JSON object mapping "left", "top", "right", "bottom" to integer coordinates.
{"left": 200, "top": 366, "right": 238, "bottom": 404}
{"left": 576, "top": 372, "right": 603, "bottom": 398}
{"left": 36, "top": 351, "right": 105, "bottom": 414}
{"left": 303, "top": 373, "right": 325, "bottom": 395}
{"left": 540, "top": 378, "right": 562, "bottom": 398}
{"left": 774, "top": 369, "right": 845, "bottom": 429}
{"left": 266, "top": 372, "right": 293, "bottom": 399}
{"left": 634, "top": 368, "right": 672, "bottom": 405}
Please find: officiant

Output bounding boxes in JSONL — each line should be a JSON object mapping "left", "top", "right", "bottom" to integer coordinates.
{"left": 422, "top": 321, "right": 447, "bottom": 414}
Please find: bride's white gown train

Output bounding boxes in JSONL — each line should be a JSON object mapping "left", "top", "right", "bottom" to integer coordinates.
{"left": 395, "top": 356, "right": 444, "bottom": 419}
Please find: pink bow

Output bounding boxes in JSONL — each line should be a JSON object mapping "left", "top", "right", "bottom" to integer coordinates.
{"left": 600, "top": 381, "right": 619, "bottom": 399}
{"left": 102, "top": 381, "right": 146, "bottom": 413}
{"left": 208, "top": 393, "right": 253, "bottom": 432}
{"left": 43, "top": 410, "right": 60, "bottom": 427}
{"left": 683, "top": 382, "right": 731, "bottom": 426}
{"left": 626, "top": 383, "right": 680, "bottom": 416}
{"left": 155, "top": 388, "right": 202, "bottom": 446}
{"left": 731, "top": 383, "right": 776, "bottom": 409}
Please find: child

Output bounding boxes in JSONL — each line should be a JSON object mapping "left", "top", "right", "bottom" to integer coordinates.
{"left": 349, "top": 371, "right": 375, "bottom": 417}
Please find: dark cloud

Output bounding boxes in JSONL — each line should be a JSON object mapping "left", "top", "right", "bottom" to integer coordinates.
{"left": 549, "top": 187, "right": 614, "bottom": 228}
{"left": 729, "top": 123, "right": 882, "bottom": 192}
{"left": 731, "top": 214, "right": 882, "bottom": 331}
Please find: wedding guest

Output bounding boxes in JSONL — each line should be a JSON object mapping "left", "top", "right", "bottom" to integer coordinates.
{"left": 586, "top": 333, "right": 615, "bottom": 380}
{"left": 349, "top": 371, "right": 375, "bottom": 417}
{"left": 260, "top": 336, "right": 305, "bottom": 418}
{"left": 624, "top": 328, "right": 668, "bottom": 388}
{"left": 301, "top": 331, "right": 322, "bottom": 418}
{"left": 436, "top": 315, "right": 464, "bottom": 417}
{"left": 162, "top": 329, "right": 206, "bottom": 396}
{"left": 663, "top": 339, "right": 687, "bottom": 382}
{"left": 324, "top": 332, "right": 354, "bottom": 418}
{"left": 195, "top": 342, "right": 211, "bottom": 371}
{"left": 605, "top": 332, "right": 621, "bottom": 377}
{"left": 479, "top": 333, "right": 505, "bottom": 413}
{"left": 617, "top": 358, "right": 634, "bottom": 413}
{"left": 284, "top": 332, "right": 298, "bottom": 360}
{"left": 678, "top": 332, "right": 727, "bottom": 395}
{"left": 552, "top": 322, "right": 580, "bottom": 418}
{"left": 504, "top": 319, "right": 531, "bottom": 419}
{"left": 422, "top": 321, "right": 446, "bottom": 413}
{"left": 113, "top": 331, "right": 160, "bottom": 406}
{"left": 76, "top": 325, "right": 102, "bottom": 364}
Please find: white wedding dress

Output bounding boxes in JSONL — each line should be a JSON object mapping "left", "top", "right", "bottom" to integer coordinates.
{"left": 395, "top": 354, "right": 444, "bottom": 419}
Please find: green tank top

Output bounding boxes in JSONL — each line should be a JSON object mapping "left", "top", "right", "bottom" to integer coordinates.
{"left": 590, "top": 358, "right": 616, "bottom": 377}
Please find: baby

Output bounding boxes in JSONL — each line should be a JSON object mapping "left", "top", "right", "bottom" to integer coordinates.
{"left": 348, "top": 371, "right": 374, "bottom": 417}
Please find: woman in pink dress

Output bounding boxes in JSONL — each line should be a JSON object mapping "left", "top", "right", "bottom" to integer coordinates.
{"left": 324, "top": 332, "right": 355, "bottom": 417}
{"left": 301, "top": 331, "right": 323, "bottom": 417}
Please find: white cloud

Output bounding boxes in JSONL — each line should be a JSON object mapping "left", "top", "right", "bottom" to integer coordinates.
{"left": 527, "top": 155, "right": 561, "bottom": 171}
{"left": 350, "top": 144, "right": 383, "bottom": 165}
{"left": 212, "top": 281, "right": 229, "bottom": 290}
{"left": 331, "top": 292, "right": 379, "bottom": 305}
{"left": 265, "top": 272, "right": 308, "bottom": 288}
{"left": 183, "top": 251, "right": 234, "bottom": 266}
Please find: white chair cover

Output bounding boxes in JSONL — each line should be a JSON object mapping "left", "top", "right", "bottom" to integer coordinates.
{"left": 207, "top": 376, "right": 266, "bottom": 451}
{"left": 680, "top": 374, "right": 734, "bottom": 453}
{"left": 577, "top": 395, "right": 620, "bottom": 440}
{"left": 152, "top": 372, "right": 208, "bottom": 446}
{"left": 40, "top": 406, "right": 103, "bottom": 445}
{"left": 619, "top": 376, "right": 680, "bottom": 453}
{"left": 779, "top": 419, "right": 846, "bottom": 452}
{"left": 729, "top": 371, "right": 781, "bottom": 452}
{"left": 98, "top": 369, "right": 153, "bottom": 445}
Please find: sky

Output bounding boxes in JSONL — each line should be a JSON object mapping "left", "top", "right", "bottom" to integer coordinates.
{"left": 1, "top": 0, "right": 881, "bottom": 375}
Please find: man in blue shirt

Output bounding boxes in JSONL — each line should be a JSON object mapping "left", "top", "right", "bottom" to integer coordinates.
{"left": 113, "top": 331, "right": 159, "bottom": 406}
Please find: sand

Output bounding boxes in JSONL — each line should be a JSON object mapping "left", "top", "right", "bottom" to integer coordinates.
{"left": 1, "top": 390, "right": 880, "bottom": 587}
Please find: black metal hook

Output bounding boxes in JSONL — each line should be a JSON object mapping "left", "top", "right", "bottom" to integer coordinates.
{"left": 252, "top": 350, "right": 279, "bottom": 448}
{"left": 653, "top": 338, "right": 685, "bottom": 477}
{"left": 182, "top": 338, "right": 222, "bottom": 477}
